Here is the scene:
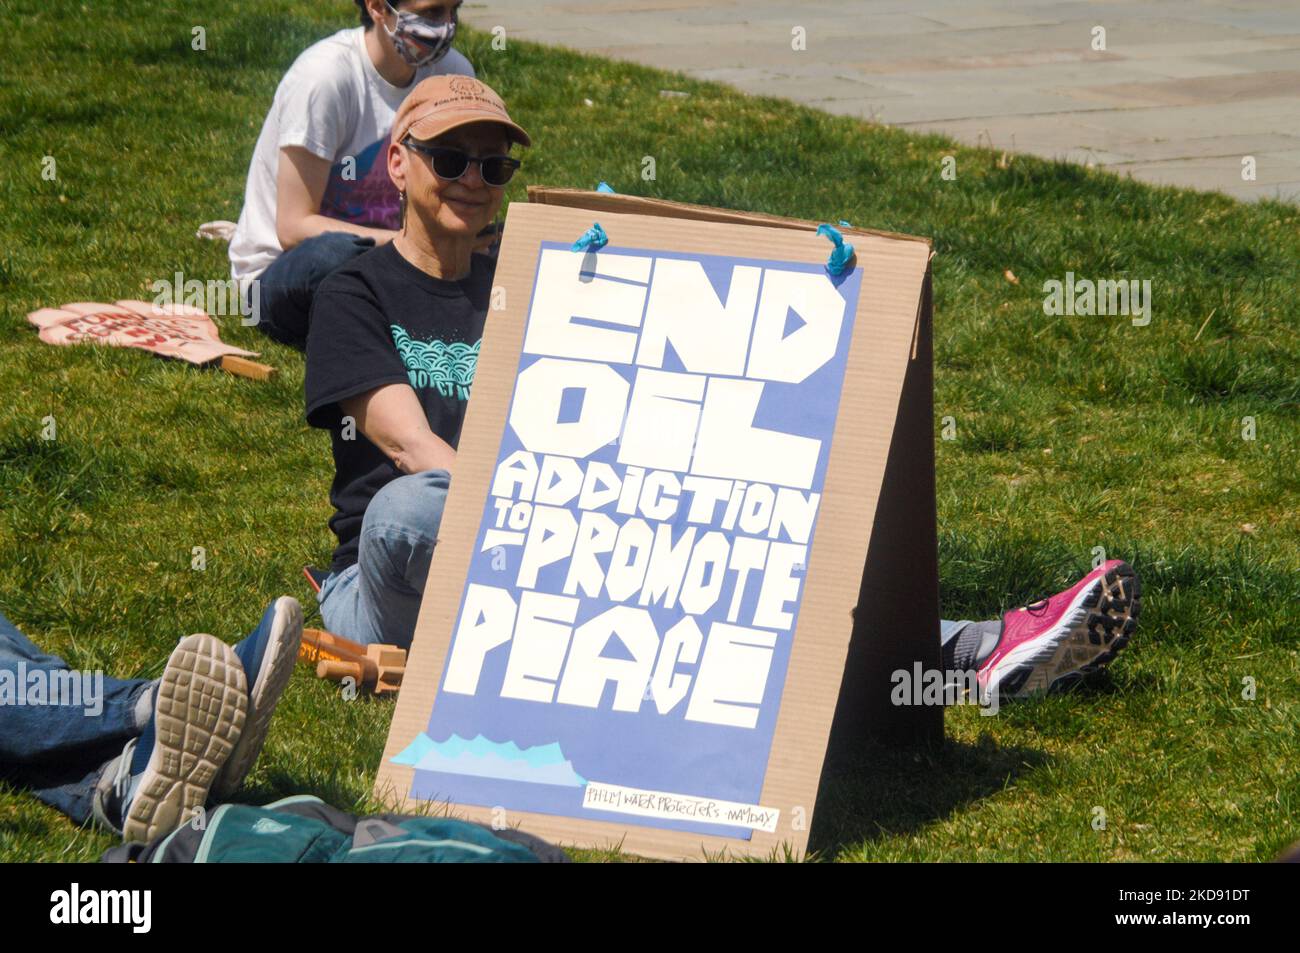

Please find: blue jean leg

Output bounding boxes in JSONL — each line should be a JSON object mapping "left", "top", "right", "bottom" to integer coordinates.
{"left": 319, "top": 469, "right": 450, "bottom": 650}
{"left": 0, "top": 609, "right": 150, "bottom": 824}
{"left": 252, "top": 231, "right": 375, "bottom": 348}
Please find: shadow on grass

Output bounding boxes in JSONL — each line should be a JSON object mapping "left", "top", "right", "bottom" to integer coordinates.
{"left": 246, "top": 769, "right": 372, "bottom": 813}
{"left": 808, "top": 737, "right": 1050, "bottom": 860}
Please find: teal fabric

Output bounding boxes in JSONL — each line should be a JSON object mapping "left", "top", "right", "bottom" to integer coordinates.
{"left": 339, "top": 819, "right": 537, "bottom": 863}
{"left": 145, "top": 797, "right": 541, "bottom": 863}
{"left": 189, "top": 803, "right": 345, "bottom": 863}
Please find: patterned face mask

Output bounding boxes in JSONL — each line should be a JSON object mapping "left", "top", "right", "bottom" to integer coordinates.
{"left": 384, "top": 2, "right": 457, "bottom": 68}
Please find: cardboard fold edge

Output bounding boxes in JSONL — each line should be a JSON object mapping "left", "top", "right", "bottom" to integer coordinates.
{"left": 527, "top": 186, "right": 932, "bottom": 248}
{"left": 829, "top": 265, "right": 942, "bottom": 751}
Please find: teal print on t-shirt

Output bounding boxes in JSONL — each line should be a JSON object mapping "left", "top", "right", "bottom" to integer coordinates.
{"left": 390, "top": 324, "right": 479, "bottom": 401}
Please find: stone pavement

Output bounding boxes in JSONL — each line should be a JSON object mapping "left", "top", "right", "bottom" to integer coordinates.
{"left": 461, "top": 0, "right": 1300, "bottom": 203}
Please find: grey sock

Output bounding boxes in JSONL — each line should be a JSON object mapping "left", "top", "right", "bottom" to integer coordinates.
{"left": 946, "top": 620, "right": 1003, "bottom": 672}
{"left": 90, "top": 737, "right": 138, "bottom": 835}
{"left": 969, "top": 620, "right": 1004, "bottom": 668}
{"left": 131, "top": 681, "right": 157, "bottom": 732}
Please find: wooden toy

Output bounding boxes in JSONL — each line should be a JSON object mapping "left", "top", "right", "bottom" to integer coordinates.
{"left": 299, "top": 628, "right": 406, "bottom": 696}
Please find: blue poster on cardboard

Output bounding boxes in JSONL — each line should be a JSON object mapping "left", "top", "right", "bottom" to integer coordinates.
{"left": 392, "top": 242, "right": 861, "bottom": 839}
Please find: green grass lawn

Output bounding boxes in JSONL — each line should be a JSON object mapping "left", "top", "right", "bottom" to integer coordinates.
{"left": 1, "top": 0, "right": 1297, "bottom": 862}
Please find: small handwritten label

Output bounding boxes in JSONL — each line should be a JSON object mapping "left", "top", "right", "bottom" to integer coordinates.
{"left": 583, "top": 781, "right": 779, "bottom": 833}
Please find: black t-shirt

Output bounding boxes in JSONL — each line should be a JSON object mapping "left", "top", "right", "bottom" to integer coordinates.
{"left": 305, "top": 242, "right": 492, "bottom": 573}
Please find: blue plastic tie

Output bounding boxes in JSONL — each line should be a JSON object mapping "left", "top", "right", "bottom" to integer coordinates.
{"left": 571, "top": 222, "right": 608, "bottom": 253}
{"left": 596, "top": 182, "right": 616, "bottom": 194}
{"left": 817, "top": 223, "right": 855, "bottom": 276}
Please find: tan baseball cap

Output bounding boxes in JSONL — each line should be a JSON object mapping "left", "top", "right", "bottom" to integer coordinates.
{"left": 392, "top": 75, "right": 531, "bottom": 148}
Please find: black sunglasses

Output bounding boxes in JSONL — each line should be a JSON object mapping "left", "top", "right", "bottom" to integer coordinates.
{"left": 402, "top": 139, "right": 521, "bottom": 187}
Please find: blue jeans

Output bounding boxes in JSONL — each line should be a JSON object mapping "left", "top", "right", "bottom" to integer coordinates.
{"left": 0, "top": 609, "right": 150, "bottom": 825}
{"left": 252, "top": 231, "right": 375, "bottom": 348}
{"left": 319, "top": 469, "right": 451, "bottom": 650}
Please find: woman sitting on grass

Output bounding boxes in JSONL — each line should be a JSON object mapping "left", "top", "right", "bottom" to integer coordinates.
{"left": 305, "top": 74, "right": 529, "bottom": 651}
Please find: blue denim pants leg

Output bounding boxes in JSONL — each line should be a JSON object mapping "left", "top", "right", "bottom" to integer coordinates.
{"left": 0, "top": 609, "right": 150, "bottom": 824}
{"left": 319, "top": 469, "right": 450, "bottom": 650}
{"left": 252, "top": 231, "right": 375, "bottom": 348}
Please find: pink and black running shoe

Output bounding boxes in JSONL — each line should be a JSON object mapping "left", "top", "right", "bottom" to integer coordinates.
{"left": 977, "top": 560, "right": 1140, "bottom": 699}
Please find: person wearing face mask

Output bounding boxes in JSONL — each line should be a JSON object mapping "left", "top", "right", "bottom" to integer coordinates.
{"left": 304, "top": 75, "right": 529, "bottom": 651}
{"left": 229, "top": 0, "right": 474, "bottom": 349}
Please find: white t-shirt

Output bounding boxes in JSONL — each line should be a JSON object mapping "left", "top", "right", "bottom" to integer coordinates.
{"left": 229, "top": 27, "right": 474, "bottom": 283}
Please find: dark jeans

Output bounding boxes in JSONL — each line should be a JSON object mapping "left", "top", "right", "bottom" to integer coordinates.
{"left": 0, "top": 609, "right": 150, "bottom": 824}
{"left": 253, "top": 232, "right": 375, "bottom": 349}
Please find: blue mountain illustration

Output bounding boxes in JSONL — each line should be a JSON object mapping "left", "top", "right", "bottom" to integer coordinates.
{"left": 392, "top": 733, "right": 587, "bottom": 787}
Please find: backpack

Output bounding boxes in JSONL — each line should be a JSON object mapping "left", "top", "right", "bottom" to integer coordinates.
{"left": 101, "top": 795, "right": 569, "bottom": 864}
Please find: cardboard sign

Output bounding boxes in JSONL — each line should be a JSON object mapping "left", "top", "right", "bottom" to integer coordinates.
{"left": 378, "top": 192, "right": 941, "bottom": 860}
{"left": 26, "top": 301, "right": 272, "bottom": 379}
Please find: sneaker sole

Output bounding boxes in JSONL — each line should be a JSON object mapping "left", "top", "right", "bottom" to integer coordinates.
{"left": 989, "top": 561, "right": 1141, "bottom": 699}
{"left": 122, "top": 634, "right": 247, "bottom": 844}
{"left": 210, "top": 596, "right": 303, "bottom": 801}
